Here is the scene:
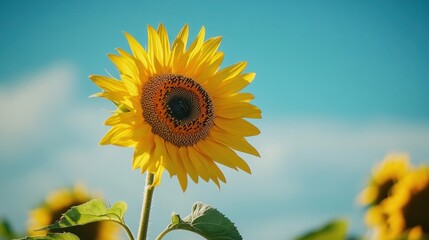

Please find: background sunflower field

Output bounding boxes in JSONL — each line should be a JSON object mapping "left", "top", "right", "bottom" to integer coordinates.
{"left": 1, "top": 1, "right": 429, "bottom": 239}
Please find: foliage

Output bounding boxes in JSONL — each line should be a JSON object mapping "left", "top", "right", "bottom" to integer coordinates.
{"left": 157, "top": 202, "right": 242, "bottom": 240}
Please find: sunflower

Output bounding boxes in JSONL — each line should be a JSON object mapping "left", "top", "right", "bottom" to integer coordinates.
{"left": 360, "top": 154, "right": 411, "bottom": 206}
{"left": 358, "top": 154, "right": 411, "bottom": 237}
{"left": 90, "top": 24, "right": 261, "bottom": 191}
{"left": 383, "top": 166, "right": 429, "bottom": 239}
{"left": 27, "top": 185, "right": 120, "bottom": 240}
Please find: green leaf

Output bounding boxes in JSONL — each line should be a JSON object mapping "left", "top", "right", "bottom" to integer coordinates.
{"left": 43, "top": 199, "right": 127, "bottom": 231}
{"left": 1, "top": 219, "right": 18, "bottom": 239}
{"left": 294, "top": 219, "right": 348, "bottom": 240}
{"left": 16, "top": 232, "right": 79, "bottom": 240}
{"left": 159, "top": 202, "right": 242, "bottom": 240}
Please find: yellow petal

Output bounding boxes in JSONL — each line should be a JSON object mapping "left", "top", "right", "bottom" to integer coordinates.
{"left": 157, "top": 23, "right": 171, "bottom": 66}
{"left": 196, "top": 140, "right": 237, "bottom": 171}
{"left": 187, "top": 37, "right": 222, "bottom": 73}
{"left": 214, "top": 118, "right": 260, "bottom": 137}
{"left": 209, "top": 126, "right": 260, "bottom": 157}
{"left": 214, "top": 73, "right": 255, "bottom": 96}
{"left": 215, "top": 102, "right": 262, "bottom": 119}
{"left": 178, "top": 147, "right": 199, "bottom": 183}
{"left": 148, "top": 136, "right": 171, "bottom": 179}
{"left": 89, "top": 75, "right": 125, "bottom": 93}
{"left": 160, "top": 140, "right": 177, "bottom": 176}
{"left": 100, "top": 126, "right": 148, "bottom": 147}
{"left": 124, "top": 32, "right": 154, "bottom": 75}
{"left": 116, "top": 47, "right": 133, "bottom": 58}
{"left": 133, "top": 132, "right": 155, "bottom": 172}
{"left": 152, "top": 135, "right": 173, "bottom": 174}
{"left": 205, "top": 61, "right": 247, "bottom": 91}
{"left": 206, "top": 159, "right": 226, "bottom": 184}
{"left": 216, "top": 61, "right": 247, "bottom": 80}
{"left": 120, "top": 74, "right": 140, "bottom": 96}
{"left": 187, "top": 147, "right": 210, "bottom": 182}
{"left": 198, "top": 51, "right": 224, "bottom": 84}
{"left": 151, "top": 165, "right": 165, "bottom": 188}
{"left": 147, "top": 25, "right": 164, "bottom": 69}
{"left": 213, "top": 93, "right": 255, "bottom": 106}
{"left": 165, "top": 142, "right": 188, "bottom": 191}
{"left": 132, "top": 144, "right": 151, "bottom": 170}
{"left": 187, "top": 26, "right": 205, "bottom": 60}
{"left": 104, "top": 111, "right": 139, "bottom": 126}
{"left": 408, "top": 226, "right": 423, "bottom": 239}
{"left": 202, "top": 139, "right": 251, "bottom": 174}
{"left": 100, "top": 127, "right": 131, "bottom": 145}
{"left": 172, "top": 24, "right": 189, "bottom": 53}
{"left": 108, "top": 54, "right": 139, "bottom": 79}
{"left": 132, "top": 152, "right": 150, "bottom": 171}
{"left": 171, "top": 25, "right": 189, "bottom": 73}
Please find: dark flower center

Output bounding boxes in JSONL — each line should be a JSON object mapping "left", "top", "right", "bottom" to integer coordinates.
{"left": 375, "top": 179, "right": 396, "bottom": 205}
{"left": 141, "top": 74, "right": 214, "bottom": 147}
{"left": 167, "top": 96, "right": 193, "bottom": 121}
{"left": 167, "top": 96, "right": 195, "bottom": 120}
{"left": 403, "top": 184, "right": 429, "bottom": 233}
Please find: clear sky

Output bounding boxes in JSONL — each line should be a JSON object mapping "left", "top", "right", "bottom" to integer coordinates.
{"left": 1, "top": 1, "right": 429, "bottom": 239}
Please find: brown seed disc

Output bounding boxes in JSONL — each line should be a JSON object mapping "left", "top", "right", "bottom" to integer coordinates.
{"left": 141, "top": 74, "right": 214, "bottom": 147}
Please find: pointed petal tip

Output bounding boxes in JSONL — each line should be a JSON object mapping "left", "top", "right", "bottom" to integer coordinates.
{"left": 157, "top": 22, "right": 165, "bottom": 29}
{"left": 179, "top": 181, "right": 188, "bottom": 192}
{"left": 106, "top": 53, "right": 117, "bottom": 61}
{"left": 123, "top": 31, "right": 135, "bottom": 40}
{"left": 147, "top": 24, "right": 156, "bottom": 31}
{"left": 89, "top": 93, "right": 101, "bottom": 98}
{"left": 131, "top": 165, "right": 139, "bottom": 170}
{"left": 213, "top": 180, "right": 221, "bottom": 189}
{"left": 243, "top": 168, "right": 252, "bottom": 174}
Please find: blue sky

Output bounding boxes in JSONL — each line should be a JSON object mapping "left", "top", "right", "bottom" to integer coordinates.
{"left": 1, "top": 1, "right": 429, "bottom": 239}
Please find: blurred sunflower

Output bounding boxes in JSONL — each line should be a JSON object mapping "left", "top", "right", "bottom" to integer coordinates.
{"left": 383, "top": 166, "right": 429, "bottom": 239}
{"left": 27, "top": 185, "right": 119, "bottom": 240}
{"left": 358, "top": 154, "right": 411, "bottom": 237}
{"left": 90, "top": 23, "right": 261, "bottom": 191}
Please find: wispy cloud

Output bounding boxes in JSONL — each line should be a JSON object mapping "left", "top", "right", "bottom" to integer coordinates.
{"left": 1, "top": 64, "right": 429, "bottom": 239}
{"left": 0, "top": 64, "right": 76, "bottom": 161}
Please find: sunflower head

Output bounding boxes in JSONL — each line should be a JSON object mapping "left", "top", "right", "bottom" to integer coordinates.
{"left": 383, "top": 166, "right": 429, "bottom": 239}
{"left": 90, "top": 24, "right": 261, "bottom": 191}
{"left": 358, "top": 154, "right": 411, "bottom": 239}
{"left": 27, "top": 184, "right": 120, "bottom": 240}
{"left": 359, "top": 153, "right": 411, "bottom": 206}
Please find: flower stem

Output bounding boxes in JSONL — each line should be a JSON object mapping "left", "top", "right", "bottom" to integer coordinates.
{"left": 120, "top": 223, "right": 135, "bottom": 240}
{"left": 155, "top": 228, "right": 173, "bottom": 240}
{"left": 137, "top": 173, "right": 156, "bottom": 240}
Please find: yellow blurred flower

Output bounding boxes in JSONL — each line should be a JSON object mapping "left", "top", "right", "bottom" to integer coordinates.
{"left": 359, "top": 153, "right": 411, "bottom": 238}
{"left": 383, "top": 166, "right": 429, "bottom": 239}
{"left": 360, "top": 154, "right": 411, "bottom": 206}
{"left": 27, "top": 184, "right": 120, "bottom": 240}
{"left": 90, "top": 23, "right": 261, "bottom": 191}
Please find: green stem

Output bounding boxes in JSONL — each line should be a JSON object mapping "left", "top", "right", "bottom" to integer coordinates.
{"left": 120, "top": 223, "right": 135, "bottom": 240}
{"left": 155, "top": 228, "right": 173, "bottom": 240}
{"left": 137, "top": 173, "right": 156, "bottom": 240}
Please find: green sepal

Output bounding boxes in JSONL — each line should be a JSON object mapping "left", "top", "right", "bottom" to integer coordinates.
{"left": 161, "top": 202, "right": 242, "bottom": 240}
{"left": 42, "top": 199, "right": 127, "bottom": 231}
{"left": 16, "top": 232, "right": 79, "bottom": 240}
{"left": 294, "top": 219, "right": 348, "bottom": 240}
